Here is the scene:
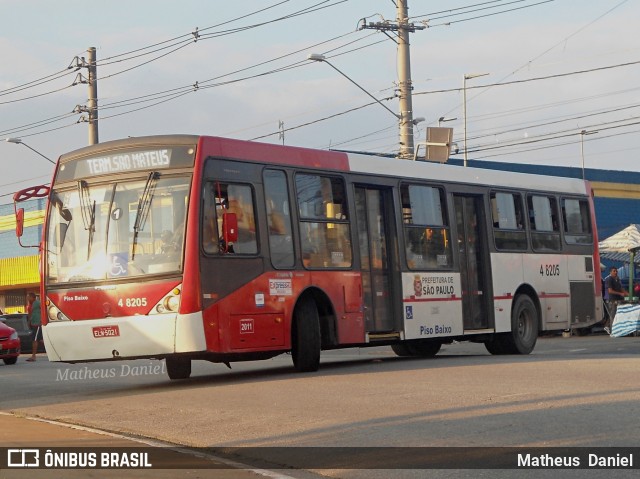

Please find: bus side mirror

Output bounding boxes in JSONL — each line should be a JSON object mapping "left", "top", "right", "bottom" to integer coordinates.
{"left": 15, "top": 208, "right": 24, "bottom": 238}
{"left": 222, "top": 212, "right": 238, "bottom": 244}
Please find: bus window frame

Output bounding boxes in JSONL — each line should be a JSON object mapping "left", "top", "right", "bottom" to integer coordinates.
{"left": 399, "top": 182, "right": 453, "bottom": 271}
{"left": 489, "top": 189, "right": 528, "bottom": 252}
{"left": 263, "top": 168, "right": 295, "bottom": 269}
{"left": 526, "top": 193, "right": 562, "bottom": 253}
{"left": 560, "top": 196, "right": 593, "bottom": 246}
{"left": 202, "top": 180, "right": 260, "bottom": 256}
{"left": 294, "top": 171, "right": 352, "bottom": 270}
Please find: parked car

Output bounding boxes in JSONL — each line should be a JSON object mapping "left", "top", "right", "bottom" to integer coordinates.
{"left": 0, "top": 313, "right": 45, "bottom": 354}
{"left": 0, "top": 321, "right": 20, "bottom": 365}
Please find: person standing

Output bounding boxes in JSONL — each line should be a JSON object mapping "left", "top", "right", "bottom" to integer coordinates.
{"left": 26, "top": 292, "right": 43, "bottom": 362}
{"left": 604, "top": 267, "right": 628, "bottom": 334}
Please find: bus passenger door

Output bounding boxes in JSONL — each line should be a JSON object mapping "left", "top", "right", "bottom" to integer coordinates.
{"left": 355, "top": 187, "right": 397, "bottom": 333}
{"left": 454, "top": 195, "right": 491, "bottom": 330}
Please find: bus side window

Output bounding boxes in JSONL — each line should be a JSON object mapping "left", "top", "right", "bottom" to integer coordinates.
{"left": 490, "top": 191, "right": 527, "bottom": 250}
{"left": 226, "top": 184, "right": 257, "bottom": 254}
{"left": 562, "top": 198, "right": 593, "bottom": 245}
{"left": 527, "top": 194, "right": 561, "bottom": 251}
{"left": 264, "top": 170, "right": 294, "bottom": 268}
{"left": 401, "top": 184, "right": 451, "bottom": 270}
{"left": 202, "top": 183, "right": 218, "bottom": 254}
{"left": 295, "top": 174, "right": 352, "bottom": 269}
{"left": 203, "top": 182, "right": 258, "bottom": 255}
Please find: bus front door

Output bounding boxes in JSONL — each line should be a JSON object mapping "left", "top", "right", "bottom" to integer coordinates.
{"left": 454, "top": 195, "right": 491, "bottom": 330}
{"left": 355, "top": 187, "right": 396, "bottom": 334}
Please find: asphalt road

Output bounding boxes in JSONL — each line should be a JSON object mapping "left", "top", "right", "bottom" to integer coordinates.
{"left": 1, "top": 333, "right": 639, "bottom": 478}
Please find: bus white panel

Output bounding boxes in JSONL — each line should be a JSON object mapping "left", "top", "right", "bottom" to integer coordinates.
{"left": 401, "top": 272, "right": 463, "bottom": 340}
{"left": 490, "top": 253, "right": 523, "bottom": 332}
{"left": 523, "top": 254, "right": 568, "bottom": 291}
{"left": 175, "top": 312, "right": 207, "bottom": 352}
{"left": 43, "top": 314, "right": 201, "bottom": 362}
{"left": 347, "top": 154, "right": 589, "bottom": 195}
{"left": 523, "top": 254, "right": 569, "bottom": 329}
{"left": 492, "top": 252, "right": 570, "bottom": 330}
{"left": 567, "top": 255, "right": 595, "bottom": 281}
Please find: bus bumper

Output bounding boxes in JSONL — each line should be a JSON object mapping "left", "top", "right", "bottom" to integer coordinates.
{"left": 43, "top": 312, "right": 206, "bottom": 362}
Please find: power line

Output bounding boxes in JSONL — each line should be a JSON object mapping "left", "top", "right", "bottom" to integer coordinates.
{"left": 465, "top": 101, "right": 640, "bottom": 142}
{"left": 0, "top": 1, "right": 348, "bottom": 104}
{"left": 412, "top": 0, "right": 534, "bottom": 22}
{"left": 1, "top": 30, "right": 383, "bottom": 140}
{"left": 250, "top": 101, "right": 382, "bottom": 141}
{"left": 413, "top": 59, "right": 640, "bottom": 97}
{"left": 467, "top": 118, "right": 640, "bottom": 157}
{"left": 417, "top": 0, "right": 554, "bottom": 28}
{"left": 470, "top": 126, "right": 640, "bottom": 160}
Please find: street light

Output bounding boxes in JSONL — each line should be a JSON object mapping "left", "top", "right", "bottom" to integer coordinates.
{"left": 5, "top": 137, "right": 55, "bottom": 164}
{"left": 308, "top": 53, "right": 400, "bottom": 120}
{"left": 308, "top": 53, "right": 420, "bottom": 158}
{"left": 463, "top": 73, "right": 489, "bottom": 167}
{"left": 580, "top": 129, "right": 598, "bottom": 180}
{"left": 438, "top": 116, "right": 457, "bottom": 127}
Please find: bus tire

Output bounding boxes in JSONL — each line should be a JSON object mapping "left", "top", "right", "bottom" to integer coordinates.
{"left": 3, "top": 357, "right": 17, "bottom": 365}
{"left": 511, "top": 294, "right": 538, "bottom": 354}
{"left": 484, "top": 336, "right": 507, "bottom": 355}
{"left": 486, "top": 295, "right": 538, "bottom": 355}
{"left": 291, "top": 298, "right": 321, "bottom": 372}
{"left": 166, "top": 357, "right": 191, "bottom": 380}
{"left": 409, "top": 340, "right": 442, "bottom": 357}
{"left": 392, "top": 341, "right": 441, "bottom": 357}
{"left": 507, "top": 294, "right": 538, "bottom": 354}
{"left": 391, "top": 343, "right": 412, "bottom": 357}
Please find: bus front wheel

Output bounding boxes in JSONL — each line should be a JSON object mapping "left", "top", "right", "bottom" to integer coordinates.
{"left": 291, "top": 298, "right": 321, "bottom": 372}
{"left": 166, "top": 357, "right": 192, "bottom": 380}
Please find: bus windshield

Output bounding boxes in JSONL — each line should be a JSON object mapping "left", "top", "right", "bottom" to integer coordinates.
{"left": 46, "top": 176, "right": 190, "bottom": 284}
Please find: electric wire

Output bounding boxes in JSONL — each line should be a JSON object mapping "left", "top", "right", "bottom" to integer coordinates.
{"left": 96, "top": 0, "right": 292, "bottom": 64}
{"left": 411, "top": 0, "right": 534, "bottom": 22}
{"left": 0, "top": 1, "right": 348, "bottom": 104}
{"left": 418, "top": 0, "right": 554, "bottom": 28}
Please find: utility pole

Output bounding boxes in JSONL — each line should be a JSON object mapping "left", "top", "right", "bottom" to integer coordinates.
{"left": 87, "top": 47, "right": 99, "bottom": 145}
{"left": 360, "top": 0, "right": 424, "bottom": 159}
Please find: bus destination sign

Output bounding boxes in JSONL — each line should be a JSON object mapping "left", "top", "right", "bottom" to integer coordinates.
{"left": 56, "top": 145, "right": 197, "bottom": 182}
{"left": 77, "top": 149, "right": 171, "bottom": 176}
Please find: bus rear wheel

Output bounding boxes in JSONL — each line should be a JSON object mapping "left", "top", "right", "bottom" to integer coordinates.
{"left": 291, "top": 298, "right": 321, "bottom": 372}
{"left": 510, "top": 294, "right": 538, "bottom": 354}
{"left": 485, "top": 294, "right": 538, "bottom": 355}
{"left": 166, "top": 357, "right": 191, "bottom": 380}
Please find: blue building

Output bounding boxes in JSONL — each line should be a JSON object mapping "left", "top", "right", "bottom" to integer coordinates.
{"left": 448, "top": 158, "right": 640, "bottom": 242}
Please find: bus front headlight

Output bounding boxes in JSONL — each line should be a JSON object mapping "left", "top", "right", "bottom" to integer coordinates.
{"left": 151, "top": 285, "right": 181, "bottom": 314}
{"left": 46, "top": 299, "right": 70, "bottom": 321}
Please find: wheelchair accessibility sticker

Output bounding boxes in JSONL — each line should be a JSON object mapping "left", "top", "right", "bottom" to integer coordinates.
{"left": 405, "top": 305, "right": 413, "bottom": 320}
{"left": 109, "top": 253, "right": 128, "bottom": 277}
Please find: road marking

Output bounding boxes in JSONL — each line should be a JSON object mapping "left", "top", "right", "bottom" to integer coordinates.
{"left": 0, "top": 411, "right": 297, "bottom": 479}
{"left": 569, "top": 348, "right": 587, "bottom": 352}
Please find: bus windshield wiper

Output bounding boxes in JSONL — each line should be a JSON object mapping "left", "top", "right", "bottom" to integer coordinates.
{"left": 78, "top": 180, "right": 96, "bottom": 260}
{"left": 131, "top": 172, "right": 159, "bottom": 260}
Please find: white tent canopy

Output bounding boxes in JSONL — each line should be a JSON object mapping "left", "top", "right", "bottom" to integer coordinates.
{"left": 599, "top": 224, "right": 640, "bottom": 263}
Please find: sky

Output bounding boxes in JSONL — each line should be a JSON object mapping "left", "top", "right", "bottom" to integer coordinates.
{"left": 1, "top": 0, "right": 639, "bottom": 201}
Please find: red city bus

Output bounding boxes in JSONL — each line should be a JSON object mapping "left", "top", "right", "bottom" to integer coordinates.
{"left": 14, "top": 135, "right": 602, "bottom": 379}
